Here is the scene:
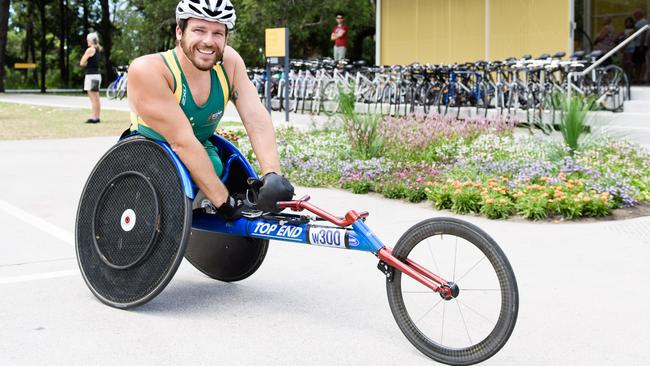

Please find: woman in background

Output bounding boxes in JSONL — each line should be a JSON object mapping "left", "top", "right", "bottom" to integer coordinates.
{"left": 80, "top": 32, "right": 102, "bottom": 124}
{"left": 594, "top": 16, "right": 617, "bottom": 55}
{"left": 621, "top": 17, "right": 636, "bottom": 79}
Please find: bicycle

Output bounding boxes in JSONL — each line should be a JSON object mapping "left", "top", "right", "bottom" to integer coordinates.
{"left": 106, "top": 66, "right": 128, "bottom": 100}
{"left": 76, "top": 132, "right": 519, "bottom": 365}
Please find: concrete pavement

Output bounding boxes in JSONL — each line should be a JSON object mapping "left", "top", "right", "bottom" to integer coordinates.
{"left": 0, "top": 93, "right": 330, "bottom": 131}
{"left": 0, "top": 136, "right": 649, "bottom": 365}
{"left": 2, "top": 92, "right": 649, "bottom": 149}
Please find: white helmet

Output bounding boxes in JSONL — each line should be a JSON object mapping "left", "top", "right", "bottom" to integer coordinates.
{"left": 176, "top": 0, "right": 236, "bottom": 30}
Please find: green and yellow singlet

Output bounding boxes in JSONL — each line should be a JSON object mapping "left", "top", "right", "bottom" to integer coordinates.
{"left": 130, "top": 49, "right": 231, "bottom": 176}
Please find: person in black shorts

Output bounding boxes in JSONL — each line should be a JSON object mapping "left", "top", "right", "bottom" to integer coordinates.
{"left": 80, "top": 32, "right": 102, "bottom": 123}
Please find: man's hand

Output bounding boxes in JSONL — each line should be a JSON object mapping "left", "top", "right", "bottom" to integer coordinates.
{"left": 252, "top": 172, "right": 295, "bottom": 213}
{"left": 215, "top": 196, "right": 247, "bottom": 221}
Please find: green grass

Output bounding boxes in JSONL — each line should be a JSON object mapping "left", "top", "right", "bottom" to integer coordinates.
{"left": 0, "top": 102, "right": 242, "bottom": 140}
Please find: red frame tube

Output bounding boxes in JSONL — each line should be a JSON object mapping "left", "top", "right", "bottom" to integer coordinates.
{"left": 277, "top": 197, "right": 449, "bottom": 295}
{"left": 277, "top": 198, "right": 368, "bottom": 227}
{"left": 377, "top": 247, "right": 450, "bottom": 294}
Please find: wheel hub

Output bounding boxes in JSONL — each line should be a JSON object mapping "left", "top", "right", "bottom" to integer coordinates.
{"left": 439, "top": 281, "right": 460, "bottom": 300}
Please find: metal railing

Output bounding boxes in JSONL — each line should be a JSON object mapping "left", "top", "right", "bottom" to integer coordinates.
{"left": 568, "top": 24, "right": 649, "bottom": 97}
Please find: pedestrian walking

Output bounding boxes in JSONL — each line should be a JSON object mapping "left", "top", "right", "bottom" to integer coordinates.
{"left": 331, "top": 12, "right": 348, "bottom": 61}
{"left": 80, "top": 32, "right": 102, "bottom": 123}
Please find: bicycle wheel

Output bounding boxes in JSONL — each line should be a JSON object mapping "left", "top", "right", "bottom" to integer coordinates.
{"left": 320, "top": 81, "right": 340, "bottom": 116}
{"left": 597, "top": 65, "right": 629, "bottom": 111}
{"left": 386, "top": 217, "right": 518, "bottom": 365}
{"left": 106, "top": 80, "right": 118, "bottom": 99}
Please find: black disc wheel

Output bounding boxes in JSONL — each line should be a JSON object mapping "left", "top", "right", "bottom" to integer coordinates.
{"left": 185, "top": 229, "right": 269, "bottom": 282}
{"left": 76, "top": 136, "right": 192, "bottom": 309}
{"left": 386, "top": 218, "right": 518, "bottom": 365}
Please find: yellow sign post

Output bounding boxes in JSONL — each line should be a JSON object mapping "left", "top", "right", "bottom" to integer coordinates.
{"left": 265, "top": 28, "right": 286, "bottom": 57}
{"left": 263, "top": 27, "right": 289, "bottom": 122}
{"left": 15, "top": 63, "right": 37, "bottom": 69}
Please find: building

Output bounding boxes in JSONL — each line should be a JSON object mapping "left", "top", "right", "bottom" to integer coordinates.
{"left": 375, "top": 0, "right": 650, "bottom": 65}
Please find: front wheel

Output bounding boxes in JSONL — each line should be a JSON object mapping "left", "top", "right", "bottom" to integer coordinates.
{"left": 386, "top": 217, "right": 518, "bottom": 365}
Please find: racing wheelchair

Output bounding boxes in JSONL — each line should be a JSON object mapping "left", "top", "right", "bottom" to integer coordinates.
{"left": 76, "top": 133, "right": 519, "bottom": 365}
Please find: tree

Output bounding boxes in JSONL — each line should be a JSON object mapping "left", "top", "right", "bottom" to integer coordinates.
{"left": 36, "top": 0, "right": 48, "bottom": 92}
{"left": 0, "top": 0, "right": 10, "bottom": 92}
{"left": 99, "top": 0, "right": 112, "bottom": 85}
{"left": 58, "top": 0, "right": 69, "bottom": 87}
{"left": 230, "top": 0, "right": 375, "bottom": 66}
{"left": 82, "top": 0, "right": 89, "bottom": 36}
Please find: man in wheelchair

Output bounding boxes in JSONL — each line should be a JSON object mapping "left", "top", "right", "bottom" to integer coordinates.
{"left": 127, "top": 0, "right": 293, "bottom": 219}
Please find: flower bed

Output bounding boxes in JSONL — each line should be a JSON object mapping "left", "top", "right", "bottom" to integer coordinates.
{"left": 235, "top": 115, "right": 650, "bottom": 220}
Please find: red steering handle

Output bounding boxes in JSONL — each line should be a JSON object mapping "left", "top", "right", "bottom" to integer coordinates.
{"left": 277, "top": 196, "right": 368, "bottom": 227}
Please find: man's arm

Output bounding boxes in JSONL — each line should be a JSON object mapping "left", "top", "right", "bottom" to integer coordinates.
{"left": 225, "top": 47, "right": 282, "bottom": 175}
{"left": 79, "top": 47, "right": 94, "bottom": 67}
{"left": 127, "top": 55, "right": 230, "bottom": 207}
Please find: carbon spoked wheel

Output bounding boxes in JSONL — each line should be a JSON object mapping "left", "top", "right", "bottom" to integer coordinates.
{"left": 76, "top": 136, "right": 192, "bottom": 309}
{"left": 386, "top": 218, "right": 518, "bottom": 365}
{"left": 185, "top": 229, "right": 269, "bottom": 282}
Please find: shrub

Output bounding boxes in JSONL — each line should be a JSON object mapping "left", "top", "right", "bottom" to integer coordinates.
{"left": 344, "top": 179, "right": 373, "bottom": 194}
{"left": 559, "top": 94, "right": 594, "bottom": 155}
{"left": 405, "top": 185, "right": 428, "bottom": 203}
{"left": 426, "top": 183, "right": 454, "bottom": 210}
{"left": 338, "top": 84, "right": 384, "bottom": 159}
{"left": 515, "top": 193, "right": 548, "bottom": 220}
{"left": 451, "top": 186, "right": 482, "bottom": 214}
{"left": 480, "top": 195, "right": 515, "bottom": 219}
{"left": 380, "top": 182, "right": 407, "bottom": 199}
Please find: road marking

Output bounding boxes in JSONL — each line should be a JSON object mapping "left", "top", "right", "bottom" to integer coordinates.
{"left": 0, "top": 199, "right": 74, "bottom": 246}
{"left": 0, "top": 269, "right": 79, "bottom": 285}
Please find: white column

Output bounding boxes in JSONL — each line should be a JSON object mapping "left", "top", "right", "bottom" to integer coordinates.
{"left": 376, "top": 0, "right": 382, "bottom": 65}
{"left": 485, "top": 0, "right": 490, "bottom": 60}
{"left": 569, "top": 0, "right": 575, "bottom": 56}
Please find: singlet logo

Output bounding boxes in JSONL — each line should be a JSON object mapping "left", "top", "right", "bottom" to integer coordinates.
{"left": 181, "top": 84, "right": 187, "bottom": 106}
{"left": 208, "top": 111, "right": 223, "bottom": 122}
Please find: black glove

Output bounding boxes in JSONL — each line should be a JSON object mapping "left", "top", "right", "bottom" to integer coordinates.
{"left": 248, "top": 172, "right": 294, "bottom": 213}
{"left": 215, "top": 196, "right": 247, "bottom": 221}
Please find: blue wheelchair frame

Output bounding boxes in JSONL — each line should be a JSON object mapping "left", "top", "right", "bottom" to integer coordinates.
{"left": 154, "top": 134, "right": 382, "bottom": 254}
{"left": 150, "top": 133, "right": 452, "bottom": 295}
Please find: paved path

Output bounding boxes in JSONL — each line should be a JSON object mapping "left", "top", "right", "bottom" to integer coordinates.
{"left": 0, "top": 136, "right": 649, "bottom": 365}
{"left": 0, "top": 93, "right": 330, "bottom": 130}
{"left": 2, "top": 92, "right": 649, "bottom": 149}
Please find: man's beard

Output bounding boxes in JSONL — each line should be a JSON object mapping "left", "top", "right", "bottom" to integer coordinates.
{"left": 179, "top": 36, "right": 222, "bottom": 71}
